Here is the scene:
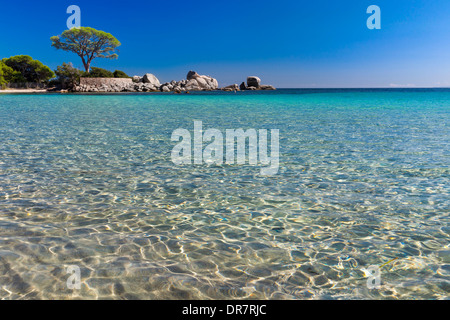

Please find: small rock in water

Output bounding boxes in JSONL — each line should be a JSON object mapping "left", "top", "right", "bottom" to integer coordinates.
{"left": 113, "top": 282, "right": 125, "bottom": 295}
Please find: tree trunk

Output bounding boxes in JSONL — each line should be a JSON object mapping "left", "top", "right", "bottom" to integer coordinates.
{"left": 81, "top": 56, "right": 90, "bottom": 72}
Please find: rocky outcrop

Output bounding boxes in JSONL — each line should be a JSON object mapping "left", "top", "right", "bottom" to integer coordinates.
{"left": 220, "top": 76, "right": 276, "bottom": 91}
{"left": 129, "top": 82, "right": 160, "bottom": 92}
{"left": 142, "top": 73, "right": 161, "bottom": 86}
{"left": 247, "top": 76, "right": 261, "bottom": 88}
{"left": 72, "top": 72, "right": 274, "bottom": 93}
{"left": 187, "top": 71, "right": 198, "bottom": 80}
{"left": 184, "top": 71, "right": 219, "bottom": 91}
{"left": 132, "top": 76, "right": 142, "bottom": 83}
{"left": 260, "top": 85, "right": 276, "bottom": 90}
{"left": 222, "top": 84, "right": 239, "bottom": 92}
{"left": 73, "top": 71, "right": 219, "bottom": 93}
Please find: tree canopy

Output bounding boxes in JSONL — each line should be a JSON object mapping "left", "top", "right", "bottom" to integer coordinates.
{"left": 51, "top": 27, "right": 121, "bottom": 72}
{"left": 2, "top": 55, "right": 54, "bottom": 83}
{"left": 0, "top": 61, "right": 21, "bottom": 87}
{"left": 0, "top": 63, "right": 5, "bottom": 88}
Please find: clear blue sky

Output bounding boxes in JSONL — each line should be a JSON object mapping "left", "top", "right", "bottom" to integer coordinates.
{"left": 0, "top": 0, "right": 449, "bottom": 87}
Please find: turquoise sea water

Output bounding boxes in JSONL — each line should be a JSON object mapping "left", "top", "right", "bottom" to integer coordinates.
{"left": 0, "top": 89, "right": 449, "bottom": 299}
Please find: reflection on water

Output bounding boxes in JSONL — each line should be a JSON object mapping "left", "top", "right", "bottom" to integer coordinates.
{"left": 0, "top": 90, "right": 449, "bottom": 299}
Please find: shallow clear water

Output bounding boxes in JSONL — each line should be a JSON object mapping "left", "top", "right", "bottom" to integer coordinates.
{"left": 0, "top": 89, "right": 449, "bottom": 300}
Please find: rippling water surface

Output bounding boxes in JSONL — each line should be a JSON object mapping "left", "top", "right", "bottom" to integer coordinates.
{"left": 0, "top": 89, "right": 449, "bottom": 299}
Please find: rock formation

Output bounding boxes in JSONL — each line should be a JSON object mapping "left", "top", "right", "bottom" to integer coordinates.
{"left": 142, "top": 73, "right": 161, "bottom": 87}
{"left": 72, "top": 71, "right": 219, "bottom": 93}
{"left": 184, "top": 71, "right": 219, "bottom": 91}
{"left": 247, "top": 76, "right": 261, "bottom": 88}
{"left": 220, "top": 76, "right": 276, "bottom": 91}
{"left": 260, "top": 85, "right": 276, "bottom": 90}
{"left": 222, "top": 84, "right": 239, "bottom": 92}
{"left": 71, "top": 72, "right": 274, "bottom": 93}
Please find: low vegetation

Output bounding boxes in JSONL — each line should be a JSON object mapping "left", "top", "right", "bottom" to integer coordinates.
{"left": 52, "top": 62, "right": 83, "bottom": 89}
{"left": 113, "top": 70, "right": 130, "bottom": 78}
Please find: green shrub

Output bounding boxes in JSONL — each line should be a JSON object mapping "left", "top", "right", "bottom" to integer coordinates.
{"left": 83, "top": 67, "right": 114, "bottom": 78}
{"left": 2, "top": 55, "right": 54, "bottom": 83}
{"left": 54, "top": 62, "right": 83, "bottom": 89}
{"left": 113, "top": 70, "right": 130, "bottom": 78}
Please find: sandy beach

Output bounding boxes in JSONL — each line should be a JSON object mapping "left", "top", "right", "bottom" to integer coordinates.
{"left": 0, "top": 89, "right": 50, "bottom": 93}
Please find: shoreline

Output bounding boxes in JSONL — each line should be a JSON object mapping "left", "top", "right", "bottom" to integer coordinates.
{"left": 1, "top": 87, "right": 449, "bottom": 95}
{"left": 0, "top": 89, "right": 50, "bottom": 93}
